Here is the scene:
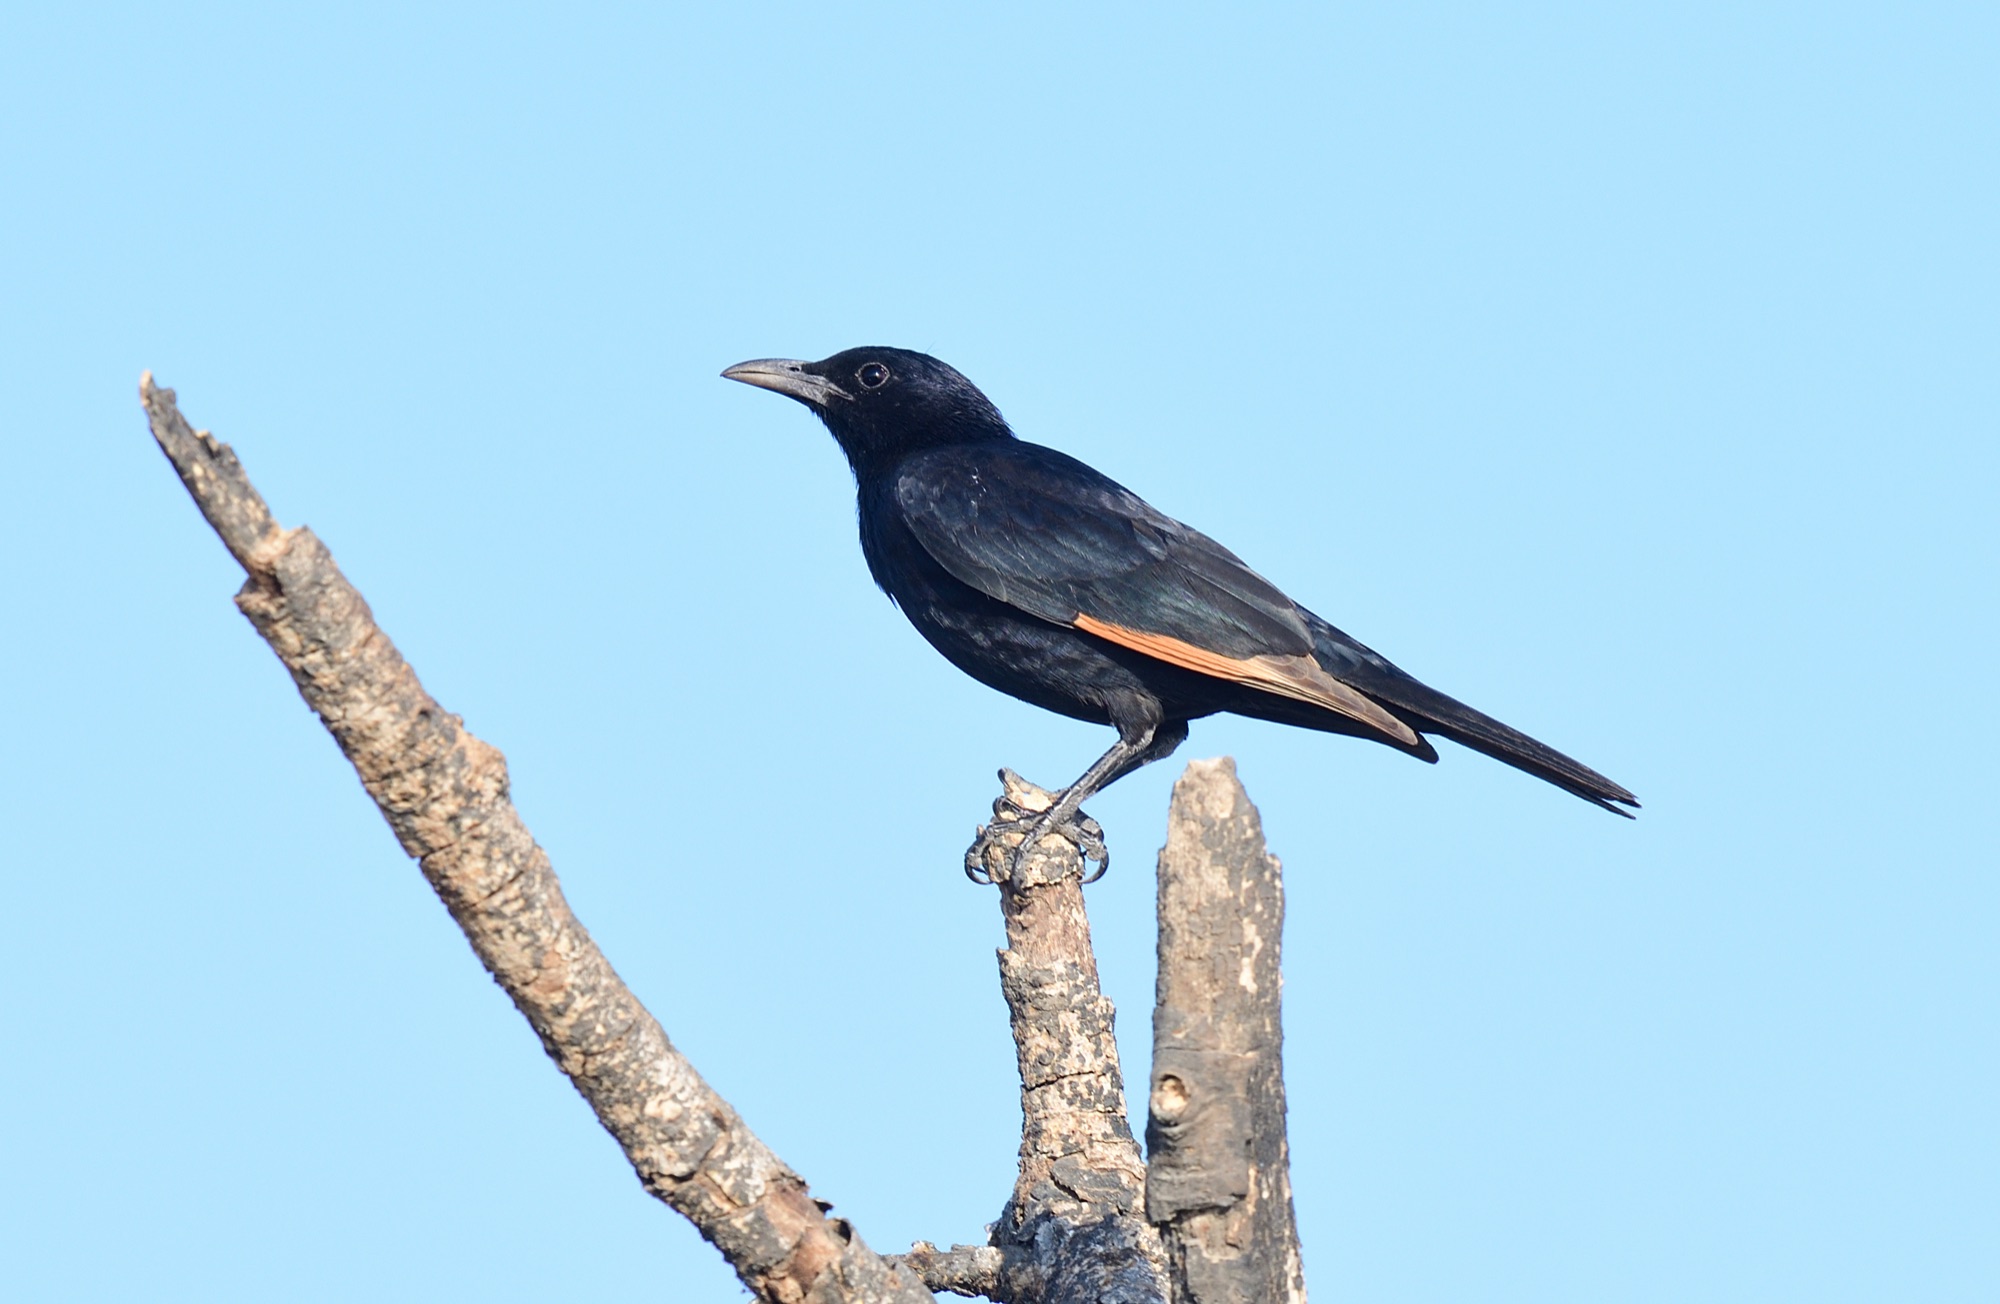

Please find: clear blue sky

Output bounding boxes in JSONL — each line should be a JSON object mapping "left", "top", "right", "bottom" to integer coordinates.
{"left": 4, "top": 4, "right": 1994, "bottom": 1299}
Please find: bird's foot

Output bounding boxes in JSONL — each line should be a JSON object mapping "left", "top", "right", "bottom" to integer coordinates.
{"left": 964, "top": 768, "right": 1108, "bottom": 886}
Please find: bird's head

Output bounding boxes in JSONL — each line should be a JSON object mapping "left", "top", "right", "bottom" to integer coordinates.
{"left": 722, "top": 346, "right": 1013, "bottom": 471}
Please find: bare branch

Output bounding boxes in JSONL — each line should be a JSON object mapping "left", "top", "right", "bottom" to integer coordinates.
{"left": 140, "top": 374, "right": 284, "bottom": 573}
{"left": 891, "top": 1242, "right": 1015, "bottom": 1297}
{"left": 140, "top": 376, "right": 930, "bottom": 1304}
{"left": 968, "top": 771, "right": 1170, "bottom": 1304}
{"left": 1148, "top": 758, "right": 1307, "bottom": 1303}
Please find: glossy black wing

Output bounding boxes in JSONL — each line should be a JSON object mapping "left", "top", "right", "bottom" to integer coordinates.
{"left": 893, "top": 441, "right": 1314, "bottom": 660}
{"left": 1305, "top": 610, "right": 1641, "bottom": 813}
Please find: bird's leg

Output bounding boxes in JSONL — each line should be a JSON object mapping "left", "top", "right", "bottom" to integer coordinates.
{"left": 1023, "top": 721, "right": 1188, "bottom": 875}
{"left": 965, "top": 720, "right": 1189, "bottom": 884}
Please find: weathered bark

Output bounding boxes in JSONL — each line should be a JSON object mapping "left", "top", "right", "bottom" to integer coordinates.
{"left": 893, "top": 1242, "right": 1015, "bottom": 1297}
{"left": 965, "top": 771, "right": 1171, "bottom": 1304}
{"left": 145, "top": 375, "right": 1322, "bottom": 1304}
{"left": 141, "top": 375, "right": 931, "bottom": 1304}
{"left": 1147, "top": 759, "right": 1307, "bottom": 1304}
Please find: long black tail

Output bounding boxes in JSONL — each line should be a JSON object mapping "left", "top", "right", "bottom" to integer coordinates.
{"left": 1304, "top": 612, "right": 1640, "bottom": 816}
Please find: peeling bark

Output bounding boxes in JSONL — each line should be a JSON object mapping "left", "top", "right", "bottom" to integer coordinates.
{"left": 968, "top": 771, "right": 1170, "bottom": 1304}
{"left": 1148, "top": 758, "right": 1307, "bottom": 1304}
{"left": 141, "top": 376, "right": 931, "bottom": 1304}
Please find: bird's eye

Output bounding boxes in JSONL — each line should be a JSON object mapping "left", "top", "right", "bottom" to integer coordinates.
{"left": 857, "top": 362, "right": 890, "bottom": 389}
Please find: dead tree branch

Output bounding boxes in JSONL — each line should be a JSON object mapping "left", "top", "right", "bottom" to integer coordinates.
{"left": 893, "top": 1241, "right": 1014, "bottom": 1298}
{"left": 963, "top": 771, "right": 1171, "bottom": 1303}
{"left": 144, "top": 377, "right": 1316, "bottom": 1304}
{"left": 1147, "top": 758, "right": 1307, "bottom": 1303}
{"left": 140, "top": 375, "right": 931, "bottom": 1304}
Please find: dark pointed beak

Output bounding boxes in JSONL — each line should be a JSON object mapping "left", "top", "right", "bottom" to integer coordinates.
{"left": 721, "top": 358, "right": 852, "bottom": 408}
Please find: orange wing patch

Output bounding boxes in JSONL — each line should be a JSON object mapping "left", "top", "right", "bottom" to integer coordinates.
{"left": 1072, "top": 613, "right": 1420, "bottom": 746}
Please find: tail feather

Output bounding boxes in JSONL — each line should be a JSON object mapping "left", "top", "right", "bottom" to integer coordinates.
{"left": 1304, "top": 612, "right": 1640, "bottom": 816}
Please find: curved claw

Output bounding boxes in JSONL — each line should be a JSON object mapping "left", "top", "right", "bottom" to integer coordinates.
{"left": 965, "top": 832, "right": 1000, "bottom": 885}
{"left": 1023, "top": 811, "right": 1107, "bottom": 883}
{"left": 964, "top": 798, "right": 1108, "bottom": 886}
{"left": 1078, "top": 829, "right": 1110, "bottom": 884}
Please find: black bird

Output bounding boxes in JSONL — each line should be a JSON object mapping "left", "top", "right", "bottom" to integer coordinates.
{"left": 724, "top": 347, "right": 1636, "bottom": 874}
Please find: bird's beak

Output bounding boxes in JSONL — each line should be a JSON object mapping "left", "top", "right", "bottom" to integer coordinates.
{"left": 721, "top": 358, "right": 852, "bottom": 408}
